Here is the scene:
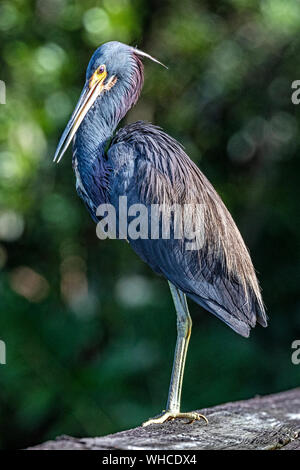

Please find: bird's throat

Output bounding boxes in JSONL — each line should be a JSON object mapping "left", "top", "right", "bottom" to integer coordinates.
{"left": 73, "top": 69, "right": 143, "bottom": 215}
{"left": 72, "top": 91, "right": 128, "bottom": 215}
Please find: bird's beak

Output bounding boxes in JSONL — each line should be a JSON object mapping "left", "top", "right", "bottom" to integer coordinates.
{"left": 53, "top": 68, "right": 113, "bottom": 163}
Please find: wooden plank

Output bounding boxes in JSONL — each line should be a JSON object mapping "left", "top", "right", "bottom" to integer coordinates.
{"left": 29, "top": 388, "right": 300, "bottom": 450}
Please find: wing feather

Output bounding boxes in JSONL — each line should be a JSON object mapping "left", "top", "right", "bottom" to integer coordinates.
{"left": 108, "top": 122, "right": 267, "bottom": 337}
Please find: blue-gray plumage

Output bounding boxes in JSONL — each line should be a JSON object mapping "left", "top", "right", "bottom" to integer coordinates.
{"left": 54, "top": 41, "right": 267, "bottom": 426}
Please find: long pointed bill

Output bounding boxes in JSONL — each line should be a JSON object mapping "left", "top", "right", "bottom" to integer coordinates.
{"left": 53, "top": 70, "right": 113, "bottom": 163}
{"left": 133, "top": 48, "right": 168, "bottom": 69}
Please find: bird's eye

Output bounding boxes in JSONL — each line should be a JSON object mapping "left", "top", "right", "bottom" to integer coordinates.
{"left": 98, "top": 65, "right": 105, "bottom": 74}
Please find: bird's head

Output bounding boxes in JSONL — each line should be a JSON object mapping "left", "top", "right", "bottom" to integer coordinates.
{"left": 54, "top": 41, "right": 166, "bottom": 163}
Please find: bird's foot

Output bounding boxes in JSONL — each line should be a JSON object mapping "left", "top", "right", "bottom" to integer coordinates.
{"left": 142, "top": 410, "right": 208, "bottom": 427}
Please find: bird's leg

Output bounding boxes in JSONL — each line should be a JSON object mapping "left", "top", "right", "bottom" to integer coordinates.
{"left": 142, "top": 282, "right": 208, "bottom": 427}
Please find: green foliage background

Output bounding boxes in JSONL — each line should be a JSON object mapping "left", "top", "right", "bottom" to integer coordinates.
{"left": 0, "top": 0, "right": 299, "bottom": 449}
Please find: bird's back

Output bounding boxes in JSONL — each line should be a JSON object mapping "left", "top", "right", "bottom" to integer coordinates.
{"left": 107, "top": 121, "right": 267, "bottom": 337}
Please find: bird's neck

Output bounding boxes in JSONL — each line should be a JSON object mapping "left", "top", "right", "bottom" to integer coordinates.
{"left": 73, "top": 57, "right": 144, "bottom": 213}
{"left": 72, "top": 90, "right": 136, "bottom": 213}
{"left": 74, "top": 83, "right": 138, "bottom": 165}
{"left": 74, "top": 103, "right": 115, "bottom": 166}
{"left": 74, "top": 56, "right": 144, "bottom": 166}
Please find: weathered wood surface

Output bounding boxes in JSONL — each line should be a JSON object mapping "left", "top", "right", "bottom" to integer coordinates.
{"left": 30, "top": 388, "right": 300, "bottom": 450}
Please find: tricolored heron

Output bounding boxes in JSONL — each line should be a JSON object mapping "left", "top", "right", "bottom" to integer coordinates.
{"left": 54, "top": 41, "right": 267, "bottom": 426}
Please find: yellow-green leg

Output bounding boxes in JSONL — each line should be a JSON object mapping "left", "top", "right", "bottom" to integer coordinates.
{"left": 142, "top": 282, "right": 208, "bottom": 426}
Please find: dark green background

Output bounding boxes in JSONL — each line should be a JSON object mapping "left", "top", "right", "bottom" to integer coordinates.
{"left": 0, "top": 0, "right": 299, "bottom": 449}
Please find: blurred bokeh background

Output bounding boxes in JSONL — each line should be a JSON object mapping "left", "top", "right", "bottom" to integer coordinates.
{"left": 0, "top": 0, "right": 300, "bottom": 450}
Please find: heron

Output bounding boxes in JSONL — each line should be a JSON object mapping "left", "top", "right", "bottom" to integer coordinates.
{"left": 54, "top": 41, "right": 267, "bottom": 426}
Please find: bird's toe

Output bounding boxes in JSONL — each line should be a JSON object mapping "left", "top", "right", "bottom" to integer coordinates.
{"left": 142, "top": 410, "right": 208, "bottom": 427}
